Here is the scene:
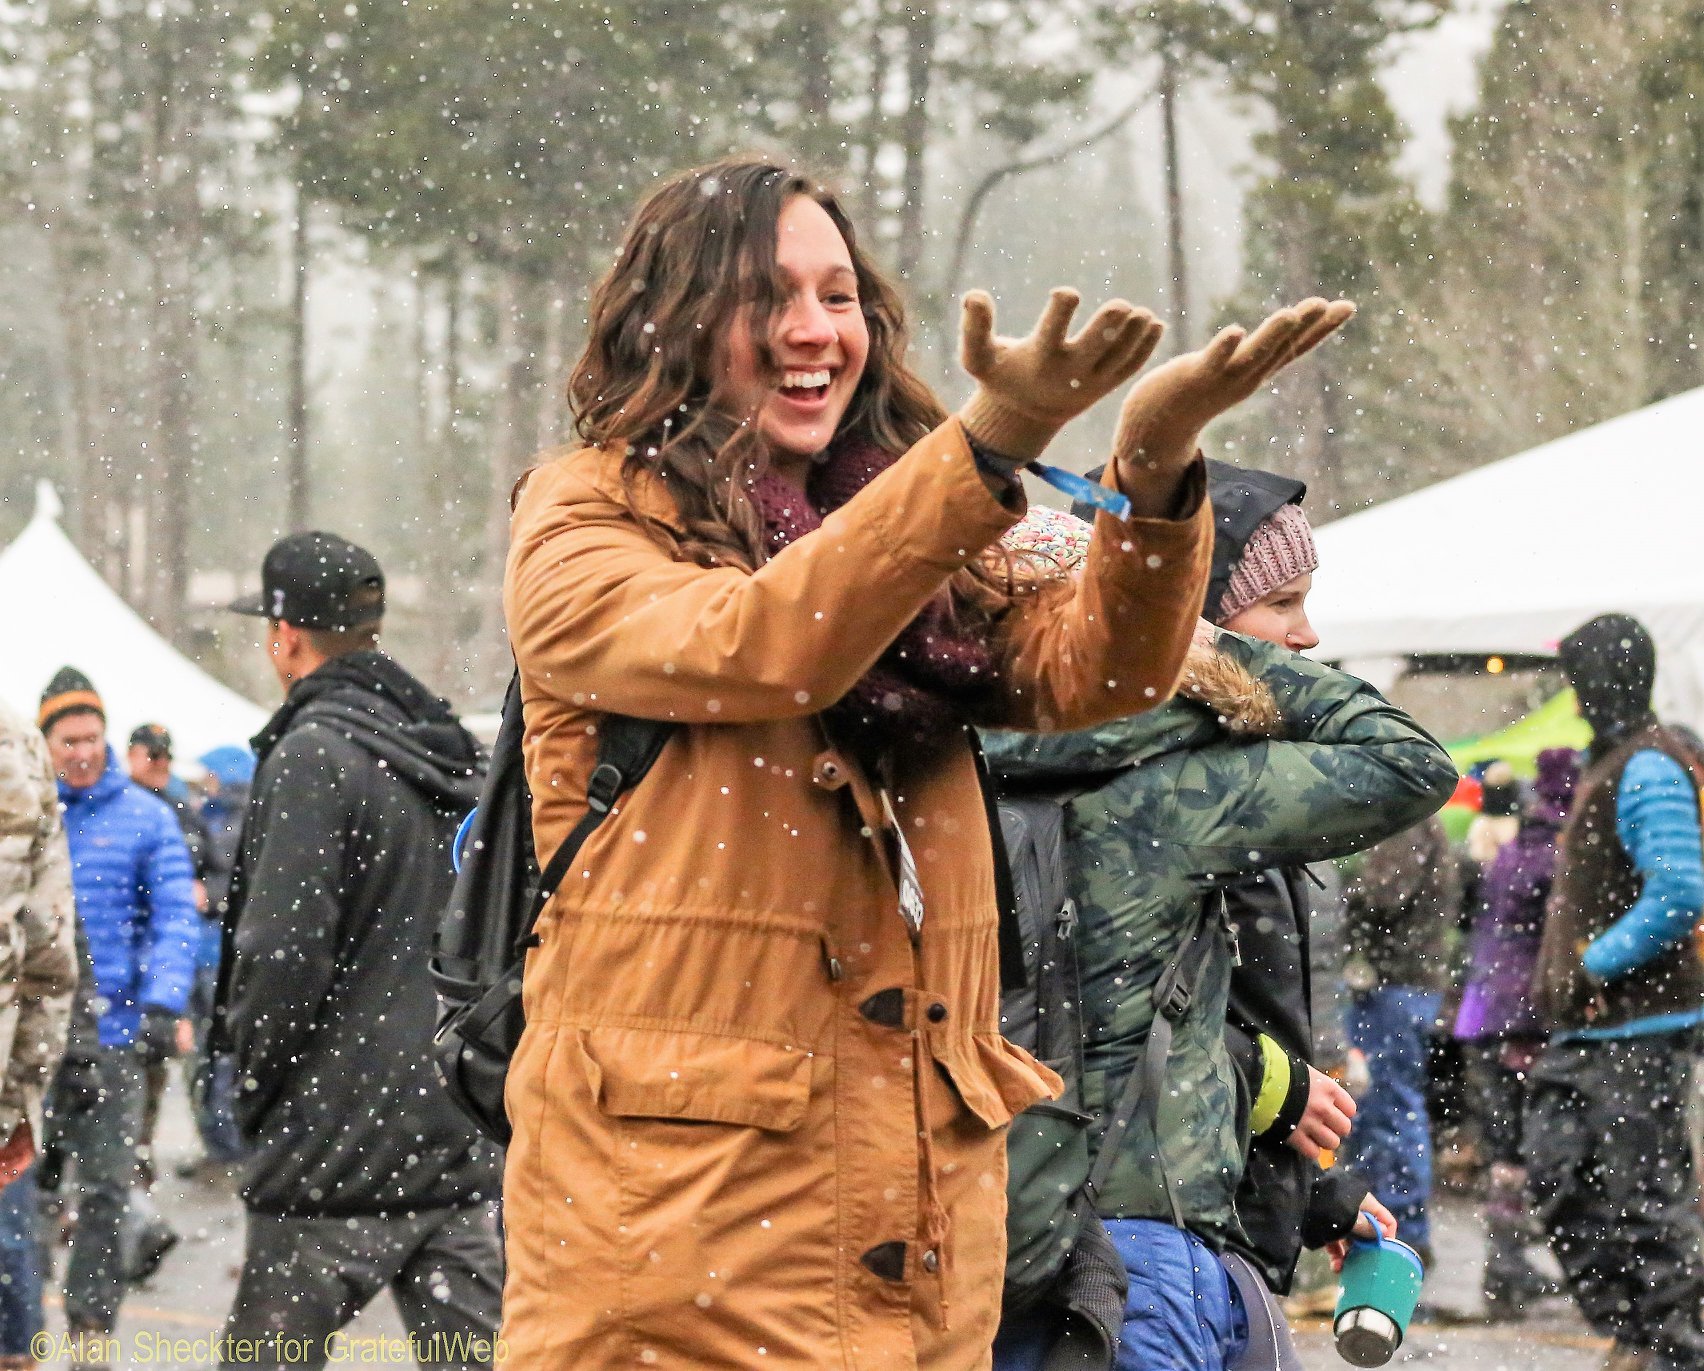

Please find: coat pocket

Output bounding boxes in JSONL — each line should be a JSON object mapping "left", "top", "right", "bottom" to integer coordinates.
{"left": 578, "top": 1025, "right": 813, "bottom": 1132}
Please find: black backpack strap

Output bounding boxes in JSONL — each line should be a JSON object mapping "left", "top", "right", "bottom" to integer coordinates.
{"left": 515, "top": 715, "right": 675, "bottom": 956}
{"left": 968, "top": 731, "right": 1028, "bottom": 993}
{"left": 1085, "top": 889, "right": 1224, "bottom": 1230}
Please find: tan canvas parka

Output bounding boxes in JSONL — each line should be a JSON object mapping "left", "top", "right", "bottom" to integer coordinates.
{"left": 500, "top": 418, "right": 1210, "bottom": 1370}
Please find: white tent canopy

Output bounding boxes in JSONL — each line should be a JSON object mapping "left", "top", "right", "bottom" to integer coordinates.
{"left": 1, "top": 481, "right": 267, "bottom": 760}
{"left": 1308, "top": 384, "right": 1704, "bottom": 725}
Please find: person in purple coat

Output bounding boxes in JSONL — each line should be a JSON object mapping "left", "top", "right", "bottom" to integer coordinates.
{"left": 1453, "top": 746, "right": 1578, "bottom": 1318}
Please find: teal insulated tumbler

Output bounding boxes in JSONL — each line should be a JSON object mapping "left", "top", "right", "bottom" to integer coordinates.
{"left": 1333, "top": 1219, "right": 1425, "bottom": 1367}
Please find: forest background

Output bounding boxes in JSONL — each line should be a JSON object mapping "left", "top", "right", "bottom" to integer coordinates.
{"left": 0, "top": 0, "right": 1699, "bottom": 708}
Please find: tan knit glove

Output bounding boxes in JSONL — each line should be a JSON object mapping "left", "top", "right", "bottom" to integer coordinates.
{"left": 958, "top": 288, "right": 1164, "bottom": 462}
{"left": 1111, "top": 297, "right": 1355, "bottom": 493}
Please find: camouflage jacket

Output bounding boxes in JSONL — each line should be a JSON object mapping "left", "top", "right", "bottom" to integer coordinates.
{"left": 0, "top": 701, "right": 79, "bottom": 1139}
{"left": 983, "top": 630, "right": 1456, "bottom": 1244}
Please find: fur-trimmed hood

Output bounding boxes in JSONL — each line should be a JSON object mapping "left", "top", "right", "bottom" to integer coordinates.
{"left": 1174, "top": 631, "right": 1284, "bottom": 738}
{"left": 981, "top": 620, "right": 1459, "bottom": 1246}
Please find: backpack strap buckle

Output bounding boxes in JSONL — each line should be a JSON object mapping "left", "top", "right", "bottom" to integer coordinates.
{"left": 585, "top": 761, "right": 624, "bottom": 813}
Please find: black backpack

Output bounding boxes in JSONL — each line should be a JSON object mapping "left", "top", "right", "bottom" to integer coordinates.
{"left": 429, "top": 674, "right": 672, "bottom": 1145}
{"left": 995, "top": 784, "right": 1224, "bottom": 1371}
{"left": 995, "top": 790, "right": 1125, "bottom": 1366}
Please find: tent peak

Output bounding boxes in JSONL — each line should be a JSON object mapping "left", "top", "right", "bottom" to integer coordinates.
{"left": 31, "top": 480, "right": 62, "bottom": 526}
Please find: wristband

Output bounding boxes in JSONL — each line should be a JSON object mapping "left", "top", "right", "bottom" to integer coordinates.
{"left": 970, "top": 445, "right": 1136, "bottom": 520}
{"left": 1249, "top": 1034, "right": 1290, "bottom": 1135}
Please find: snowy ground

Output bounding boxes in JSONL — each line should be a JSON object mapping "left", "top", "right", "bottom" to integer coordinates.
{"left": 39, "top": 1079, "right": 1606, "bottom": 1369}
{"left": 37, "top": 1078, "right": 413, "bottom": 1370}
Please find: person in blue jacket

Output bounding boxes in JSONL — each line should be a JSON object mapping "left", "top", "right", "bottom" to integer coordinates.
{"left": 36, "top": 667, "right": 197, "bottom": 1345}
{"left": 1530, "top": 615, "right": 1704, "bottom": 1371}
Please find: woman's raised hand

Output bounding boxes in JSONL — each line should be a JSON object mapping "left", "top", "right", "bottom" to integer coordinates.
{"left": 958, "top": 288, "right": 1165, "bottom": 463}
{"left": 1111, "top": 298, "right": 1355, "bottom": 504}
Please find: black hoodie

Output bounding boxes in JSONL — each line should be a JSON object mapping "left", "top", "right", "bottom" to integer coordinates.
{"left": 1558, "top": 613, "right": 1658, "bottom": 762}
{"left": 220, "top": 652, "right": 499, "bottom": 1217}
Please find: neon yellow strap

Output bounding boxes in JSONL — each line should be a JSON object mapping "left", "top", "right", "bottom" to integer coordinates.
{"left": 1249, "top": 1034, "right": 1291, "bottom": 1135}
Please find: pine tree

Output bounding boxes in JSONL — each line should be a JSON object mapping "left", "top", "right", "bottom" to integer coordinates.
{"left": 1148, "top": 0, "right": 1446, "bottom": 514}
{"left": 0, "top": 0, "right": 270, "bottom": 641}
{"left": 1395, "top": 0, "right": 1704, "bottom": 487}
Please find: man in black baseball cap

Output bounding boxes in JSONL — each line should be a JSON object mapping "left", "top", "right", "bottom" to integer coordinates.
{"left": 215, "top": 532, "right": 500, "bottom": 1361}
{"left": 126, "top": 722, "right": 172, "bottom": 771}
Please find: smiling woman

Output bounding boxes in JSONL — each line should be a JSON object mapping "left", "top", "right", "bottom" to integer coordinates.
{"left": 498, "top": 154, "right": 1347, "bottom": 1369}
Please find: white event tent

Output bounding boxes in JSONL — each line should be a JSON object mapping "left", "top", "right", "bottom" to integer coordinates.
{"left": 1308, "top": 384, "right": 1704, "bottom": 726}
{"left": 0, "top": 481, "right": 266, "bottom": 760}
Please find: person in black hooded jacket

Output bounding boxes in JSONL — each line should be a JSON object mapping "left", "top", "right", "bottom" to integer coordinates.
{"left": 214, "top": 533, "right": 502, "bottom": 1370}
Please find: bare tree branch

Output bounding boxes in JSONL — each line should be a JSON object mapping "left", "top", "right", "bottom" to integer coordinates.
{"left": 941, "top": 82, "right": 1158, "bottom": 314}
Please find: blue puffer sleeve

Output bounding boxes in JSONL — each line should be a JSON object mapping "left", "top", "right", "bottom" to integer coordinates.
{"left": 1584, "top": 750, "right": 1704, "bottom": 981}
{"left": 137, "top": 799, "right": 199, "bottom": 1015}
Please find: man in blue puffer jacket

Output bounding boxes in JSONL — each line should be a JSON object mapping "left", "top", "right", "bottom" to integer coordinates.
{"left": 37, "top": 667, "right": 196, "bottom": 1345}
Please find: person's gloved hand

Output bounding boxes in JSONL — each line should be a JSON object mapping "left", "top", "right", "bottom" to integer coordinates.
{"left": 1110, "top": 298, "right": 1355, "bottom": 500}
{"left": 49, "top": 1056, "right": 103, "bottom": 1118}
{"left": 957, "top": 288, "right": 1164, "bottom": 462}
{"left": 133, "top": 1008, "right": 180, "bottom": 1065}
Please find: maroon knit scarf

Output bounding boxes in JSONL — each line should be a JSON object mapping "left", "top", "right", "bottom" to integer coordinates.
{"left": 745, "top": 440, "right": 997, "bottom": 757}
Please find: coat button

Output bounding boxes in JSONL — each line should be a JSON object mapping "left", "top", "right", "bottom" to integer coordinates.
{"left": 811, "top": 751, "right": 850, "bottom": 790}
{"left": 926, "top": 1001, "right": 948, "bottom": 1023}
{"left": 922, "top": 1249, "right": 939, "bottom": 1274}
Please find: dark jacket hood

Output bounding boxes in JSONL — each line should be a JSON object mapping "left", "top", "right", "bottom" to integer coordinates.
{"left": 1558, "top": 613, "right": 1657, "bottom": 761}
{"left": 298, "top": 694, "right": 482, "bottom": 812}
{"left": 1201, "top": 460, "right": 1307, "bottom": 626}
{"left": 253, "top": 652, "right": 482, "bottom": 813}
